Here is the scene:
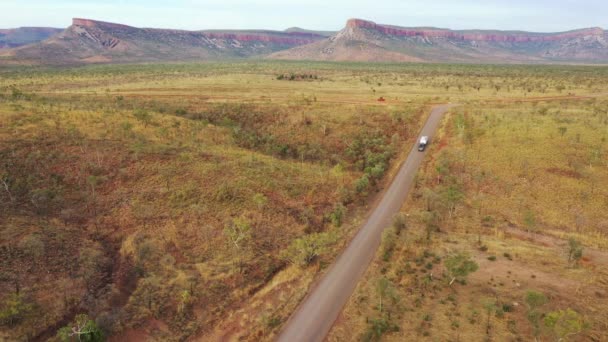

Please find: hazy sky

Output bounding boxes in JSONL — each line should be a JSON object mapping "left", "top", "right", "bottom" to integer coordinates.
{"left": 1, "top": 0, "right": 606, "bottom": 32}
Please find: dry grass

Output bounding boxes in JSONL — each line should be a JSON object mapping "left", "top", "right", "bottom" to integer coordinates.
{"left": 329, "top": 95, "right": 608, "bottom": 341}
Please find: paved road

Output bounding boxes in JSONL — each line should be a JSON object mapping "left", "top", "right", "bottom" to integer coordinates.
{"left": 277, "top": 105, "right": 451, "bottom": 342}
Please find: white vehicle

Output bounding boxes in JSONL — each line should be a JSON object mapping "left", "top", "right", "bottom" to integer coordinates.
{"left": 418, "top": 136, "right": 429, "bottom": 151}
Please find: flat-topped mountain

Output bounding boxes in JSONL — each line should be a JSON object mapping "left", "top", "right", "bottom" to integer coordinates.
{"left": 0, "top": 27, "right": 62, "bottom": 49}
{"left": 270, "top": 18, "right": 608, "bottom": 63}
{"left": 2, "top": 18, "right": 607, "bottom": 65}
{"left": 1, "top": 18, "right": 326, "bottom": 64}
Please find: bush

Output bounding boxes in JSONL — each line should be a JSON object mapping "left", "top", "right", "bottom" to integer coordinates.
{"left": 57, "top": 314, "right": 104, "bottom": 342}
{"left": 392, "top": 213, "right": 407, "bottom": 235}
{"left": 355, "top": 174, "right": 370, "bottom": 194}
{"left": 0, "top": 293, "right": 33, "bottom": 326}
{"left": 362, "top": 316, "right": 399, "bottom": 342}
{"left": 445, "top": 252, "right": 479, "bottom": 285}
{"left": 328, "top": 203, "right": 346, "bottom": 227}
{"left": 281, "top": 232, "right": 334, "bottom": 267}
{"left": 381, "top": 229, "right": 397, "bottom": 262}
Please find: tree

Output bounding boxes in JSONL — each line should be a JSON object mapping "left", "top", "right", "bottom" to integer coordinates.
{"left": 523, "top": 209, "right": 536, "bottom": 233}
{"left": 443, "top": 184, "right": 463, "bottom": 219}
{"left": 392, "top": 213, "right": 407, "bottom": 235}
{"left": 282, "top": 232, "right": 334, "bottom": 267}
{"left": 376, "top": 277, "right": 396, "bottom": 313}
{"left": 445, "top": 252, "right": 478, "bottom": 286}
{"left": 525, "top": 290, "right": 548, "bottom": 338}
{"left": 0, "top": 293, "right": 33, "bottom": 326}
{"left": 422, "top": 210, "right": 440, "bottom": 241}
{"left": 567, "top": 238, "right": 584, "bottom": 267}
{"left": 57, "top": 314, "right": 104, "bottom": 342}
{"left": 329, "top": 203, "right": 346, "bottom": 227}
{"left": 224, "top": 217, "right": 252, "bottom": 271}
{"left": 138, "top": 275, "right": 162, "bottom": 314}
{"left": 544, "top": 308, "right": 588, "bottom": 341}
{"left": 18, "top": 234, "right": 45, "bottom": 261}
{"left": 79, "top": 246, "right": 109, "bottom": 292}
{"left": 355, "top": 174, "right": 370, "bottom": 194}
{"left": 482, "top": 298, "right": 497, "bottom": 336}
{"left": 224, "top": 217, "right": 251, "bottom": 251}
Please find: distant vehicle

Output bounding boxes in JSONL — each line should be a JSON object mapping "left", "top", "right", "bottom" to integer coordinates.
{"left": 418, "top": 136, "right": 429, "bottom": 151}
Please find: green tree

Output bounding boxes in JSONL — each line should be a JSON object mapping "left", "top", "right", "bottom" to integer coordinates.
{"left": 355, "top": 174, "right": 370, "bottom": 194}
{"left": 525, "top": 290, "right": 548, "bottom": 338}
{"left": 544, "top": 308, "right": 588, "bottom": 341}
{"left": 445, "top": 252, "right": 478, "bottom": 285}
{"left": 282, "top": 232, "right": 334, "bottom": 267}
{"left": 57, "top": 314, "right": 104, "bottom": 342}
{"left": 567, "top": 238, "right": 584, "bottom": 267}
{"left": 329, "top": 203, "right": 346, "bottom": 227}
{"left": 443, "top": 184, "right": 463, "bottom": 219}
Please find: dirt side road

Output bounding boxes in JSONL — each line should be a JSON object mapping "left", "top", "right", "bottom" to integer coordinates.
{"left": 277, "top": 105, "right": 452, "bottom": 342}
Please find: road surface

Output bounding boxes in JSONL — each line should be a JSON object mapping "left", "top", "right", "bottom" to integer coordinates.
{"left": 277, "top": 105, "right": 452, "bottom": 342}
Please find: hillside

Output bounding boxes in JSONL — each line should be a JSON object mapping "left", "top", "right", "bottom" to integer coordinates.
{"left": 0, "top": 18, "right": 326, "bottom": 65}
{"left": 270, "top": 18, "right": 608, "bottom": 63}
{"left": 0, "top": 27, "right": 62, "bottom": 49}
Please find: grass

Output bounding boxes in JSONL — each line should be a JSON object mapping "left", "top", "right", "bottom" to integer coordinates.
{"left": 1, "top": 61, "right": 608, "bottom": 341}
{"left": 329, "top": 86, "right": 608, "bottom": 341}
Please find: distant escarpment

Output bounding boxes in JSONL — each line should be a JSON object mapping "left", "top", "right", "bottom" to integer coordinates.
{"left": 0, "top": 27, "right": 62, "bottom": 49}
{"left": 1, "top": 18, "right": 327, "bottom": 65}
{"left": 270, "top": 18, "right": 608, "bottom": 64}
{"left": 3, "top": 18, "right": 608, "bottom": 65}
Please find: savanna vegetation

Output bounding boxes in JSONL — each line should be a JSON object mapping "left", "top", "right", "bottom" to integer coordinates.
{"left": 1, "top": 61, "right": 607, "bottom": 341}
{"left": 329, "top": 95, "right": 608, "bottom": 341}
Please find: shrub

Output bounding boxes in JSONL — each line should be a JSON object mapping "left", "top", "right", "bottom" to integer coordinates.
{"left": 381, "top": 229, "right": 397, "bottom": 262}
{"left": 57, "top": 314, "right": 104, "bottom": 342}
{"left": 392, "top": 213, "right": 407, "bottom": 235}
{"left": 281, "top": 232, "right": 334, "bottom": 267}
{"left": 362, "top": 316, "right": 399, "bottom": 342}
{"left": 0, "top": 293, "right": 33, "bottom": 327}
{"left": 445, "top": 252, "right": 479, "bottom": 285}
{"left": 355, "top": 174, "right": 370, "bottom": 194}
{"left": 328, "top": 203, "right": 346, "bottom": 227}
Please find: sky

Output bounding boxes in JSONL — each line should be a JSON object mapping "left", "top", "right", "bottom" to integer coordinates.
{"left": 1, "top": 0, "right": 606, "bottom": 32}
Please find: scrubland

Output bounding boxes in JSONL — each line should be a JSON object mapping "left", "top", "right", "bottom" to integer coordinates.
{"left": 0, "top": 61, "right": 607, "bottom": 341}
{"left": 330, "top": 98, "right": 608, "bottom": 341}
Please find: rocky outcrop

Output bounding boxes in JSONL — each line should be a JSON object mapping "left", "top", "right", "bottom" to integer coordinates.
{"left": 346, "top": 18, "right": 604, "bottom": 43}
{"left": 72, "top": 18, "right": 135, "bottom": 31}
{"left": 271, "top": 18, "right": 608, "bottom": 63}
{"left": 201, "top": 32, "right": 322, "bottom": 45}
{"left": 3, "top": 18, "right": 328, "bottom": 64}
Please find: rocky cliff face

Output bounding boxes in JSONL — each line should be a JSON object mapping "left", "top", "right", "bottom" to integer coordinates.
{"left": 345, "top": 19, "right": 605, "bottom": 43}
{"left": 270, "top": 18, "right": 608, "bottom": 63}
{"left": 69, "top": 18, "right": 323, "bottom": 51}
{"left": 3, "top": 18, "right": 327, "bottom": 64}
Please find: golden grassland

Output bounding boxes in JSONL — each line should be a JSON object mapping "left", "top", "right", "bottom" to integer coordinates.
{"left": 1, "top": 61, "right": 608, "bottom": 341}
{"left": 329, "top": 98, "right": 608, "bottom": 341}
